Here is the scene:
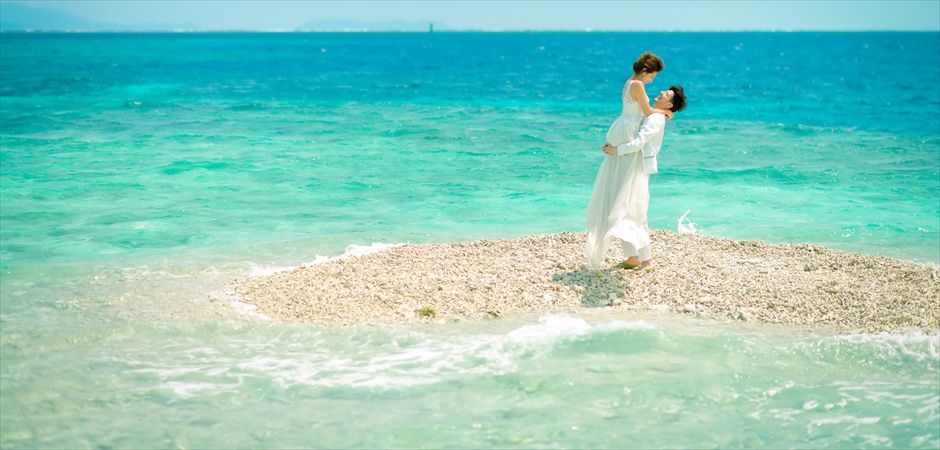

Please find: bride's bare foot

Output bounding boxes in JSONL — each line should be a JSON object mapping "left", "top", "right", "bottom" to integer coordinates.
{"left": 637, "top": 260, "right": 652, "bottom": 270}
{"left": 617, "top": 256, "right": 641, "bottom": 270}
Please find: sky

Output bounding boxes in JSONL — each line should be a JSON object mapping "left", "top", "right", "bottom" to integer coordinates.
{"left": 5, "top": 0, "right": 940, "bottom": 31}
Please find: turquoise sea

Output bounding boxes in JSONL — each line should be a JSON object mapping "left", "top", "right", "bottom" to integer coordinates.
{"left": 1, "top": 32, "right": 938, "bottom": 448}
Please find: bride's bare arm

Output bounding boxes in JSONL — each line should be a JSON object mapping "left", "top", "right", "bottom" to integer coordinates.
{"left": 629, "top": 81, "right": 674, "bottom": 119}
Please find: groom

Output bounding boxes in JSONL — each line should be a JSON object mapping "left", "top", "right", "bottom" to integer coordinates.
{"left": 601, "top": 85, "right": 687, "bottom": 269}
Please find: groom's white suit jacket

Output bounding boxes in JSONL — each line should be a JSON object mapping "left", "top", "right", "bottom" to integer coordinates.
{"left": 615, "top": 113, "right": 666, "bottom": 175}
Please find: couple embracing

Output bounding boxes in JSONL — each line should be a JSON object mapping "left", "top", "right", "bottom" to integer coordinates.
{"left": 584, "top": 51, "right": 688, "bottom": 271}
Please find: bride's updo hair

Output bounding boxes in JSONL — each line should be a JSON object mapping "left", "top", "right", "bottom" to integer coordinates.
{"left": 633, "top": 51, "right": 664, "bottom": 74}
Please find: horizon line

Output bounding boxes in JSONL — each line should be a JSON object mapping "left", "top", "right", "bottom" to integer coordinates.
{"left": 2, "top": 29, "right": 938, "bottom": 33}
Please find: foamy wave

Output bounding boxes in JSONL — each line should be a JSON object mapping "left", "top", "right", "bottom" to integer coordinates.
{"left": 92, "top": 265, "right": 222, "bottom": 284}
{"left": 677, "top": 209, "right": 702, "bottom": 235}
{"left": 229, "top": 301, "right": 272, "bottom": 321}
{"left": 335, "top": 242, "right": 406, "bottom": 260}
{"left": 920, "top": 260, "right": 940, "bottom": 270}
{"left": 506, "top": 314, "right": 657, "bottom": 345}
{"left": 113, "top": 314, "right": 660, "bottom": 397}
{"left": 595, "top": 319, "right": 659, "bottom": 332}
{"left": 246, "top": 264, "right": 296, "bottom": 277}
{"left": 247, "top": 242, "right": 406, "bottom": 277}
{"left": 505, "top": 314, "right": 593, "bottom": 343}
{"left": 236, "top": 315, "right": 656, "bottom": 389}
{"left": 790, "top": 329, "right": 940, "bottom": 373}
{"left": 835, "top": 330, "right": 940, "bottom": 362}
{"left": 835, "top": 329, "right": 940, "bottom": 347}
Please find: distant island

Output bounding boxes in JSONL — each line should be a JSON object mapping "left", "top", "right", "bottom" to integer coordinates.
{"left": 0, "top": 3, "right": 197, "bottom": 31}
{"left": 0, "top": 3, "right": 449, "bottom": 32}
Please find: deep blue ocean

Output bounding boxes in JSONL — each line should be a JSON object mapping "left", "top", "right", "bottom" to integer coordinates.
{"left": 1, "top": 32, "right": 938, "bottom": 448}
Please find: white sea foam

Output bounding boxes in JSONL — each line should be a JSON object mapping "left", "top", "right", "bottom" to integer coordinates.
{"left": 92, "top": 264, "right": 222, "bottom": 285}
{"left": 504, "top": 315, "right": 657, "bottom": 347}
{"left": 505, "top": 315, "right": 593, "bottom": 343}
{"left": 229, "top": 301, "right": 272, "bottom": 321}
{"left": 116, "top": 314, "right": 661, "bottom": 397}
{"left": 834, "top": 330, "right": 940, "bottom": 360}
{"left": 595, "top": 319, "right": 659, "bottom": 332}
{"left": 247, "top": 242, "right": 406, "bottom": 277}
{"left": 333, "top": 242, "right": 407, "bottom": 260}
{"left": 677, "top": 209, "right": 702, "bottom": 235}
{"left": 246, "top": 264, "right": 297, "bottom": 277}
{"left": 790, "top": 330, "right": 940, "bottom": 374}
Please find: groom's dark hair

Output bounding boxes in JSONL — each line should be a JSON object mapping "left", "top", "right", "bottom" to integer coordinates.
{"left": 668, "top": 85, "right": 687, "bottom": 113}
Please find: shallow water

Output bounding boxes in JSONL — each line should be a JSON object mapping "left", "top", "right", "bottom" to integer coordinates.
{"left": 1, "top": 32, "right": 938, "bottom": 447}
{"left": 3, "top": 312, "right": 938, "bottom": 448}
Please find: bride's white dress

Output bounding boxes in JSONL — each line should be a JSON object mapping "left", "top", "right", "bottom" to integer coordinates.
{"left": 584, "top": 86, "right": 651, "bottom": 270}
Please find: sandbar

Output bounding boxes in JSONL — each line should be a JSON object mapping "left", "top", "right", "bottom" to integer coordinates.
{"left": 233, "top": 231, "right": 939, "bottom": 333}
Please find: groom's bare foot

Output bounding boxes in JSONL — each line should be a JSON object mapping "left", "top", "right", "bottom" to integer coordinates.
{"left": 637, "top": 260, "right": 653, "bottom": 270}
